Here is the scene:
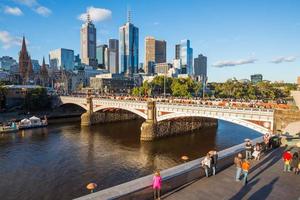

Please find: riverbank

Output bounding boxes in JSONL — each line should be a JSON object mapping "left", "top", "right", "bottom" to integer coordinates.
{"left": 0, "top": 111, "right": 83, "bottom": 123}
{"left": 75, "top": 137, "right": 264, "bottom": 200}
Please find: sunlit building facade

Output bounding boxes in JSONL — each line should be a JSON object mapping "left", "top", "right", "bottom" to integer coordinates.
{"left": 119, "top": 22, "right": 139, "bottom": 75}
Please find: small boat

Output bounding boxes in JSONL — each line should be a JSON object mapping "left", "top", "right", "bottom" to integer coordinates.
{"left": 0, "top": 122, "right": 18, "bottom": 134}
{"left": 18, "top": 116, "right": 48, "bottom": 130}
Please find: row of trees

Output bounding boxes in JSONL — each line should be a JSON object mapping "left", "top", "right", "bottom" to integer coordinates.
{"left": 132, "top": 76, "right": 203, "bottom": 97}
{"left": 209, "top": 80, "right": 297, "bottom": 100}
{"left": 132, "top": 77, "right": 297, "bottom": 100}
{"left": 0, "top": 82, "right": 51, "bottom": 112}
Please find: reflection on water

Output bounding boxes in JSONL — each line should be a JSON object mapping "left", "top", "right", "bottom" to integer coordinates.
{"left": 0, "top": 119, "right": 260, "bottom": 200}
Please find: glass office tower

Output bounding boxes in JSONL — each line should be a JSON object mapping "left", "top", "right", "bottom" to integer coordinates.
{"left": 119, "top": 22, "right": 139, "bottom": 75}
{"left": 180, "top": 39, "right": 193, "bottom": 75}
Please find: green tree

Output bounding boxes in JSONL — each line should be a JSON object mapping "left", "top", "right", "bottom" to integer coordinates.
{"left": 24, "top": 87, "right": 51, "bottom": 111}
{"left": 0, "top": 83, "right": 7, "bottom": 110}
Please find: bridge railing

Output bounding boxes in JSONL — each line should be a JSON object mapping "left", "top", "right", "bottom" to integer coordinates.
{"left": 59, "top": 96, "right": 274, "bottom": 114}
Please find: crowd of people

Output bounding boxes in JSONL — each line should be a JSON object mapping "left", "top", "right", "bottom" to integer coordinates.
{"left": 151, "top": 134, "right": 299, "bottom": 199}
{"left": 71, "top": 93, "right": 290, "bottom": 110}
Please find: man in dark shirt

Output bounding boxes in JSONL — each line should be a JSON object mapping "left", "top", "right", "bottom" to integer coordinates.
{"left": 245, "top": 140, "right": 252, "bottom": 160}
{"left": 211, "top": 150, "right": 218, "bottom": 176}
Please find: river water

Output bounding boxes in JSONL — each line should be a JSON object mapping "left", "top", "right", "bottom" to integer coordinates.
{"left": 0, "top": 119, "right": 260, "bottom": 200}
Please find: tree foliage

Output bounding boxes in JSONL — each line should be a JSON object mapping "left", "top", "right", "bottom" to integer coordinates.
{"left": 24, "top": 87, "right": 51, "bottom": 111}
{"left": 0, "top": 82, "right": 7, "bottom": 110}
{"left": 132, "top": 76, "right": 203, "bottom": 97}
{"left": 211, "top": 80, "right": 296, "bottom": 100}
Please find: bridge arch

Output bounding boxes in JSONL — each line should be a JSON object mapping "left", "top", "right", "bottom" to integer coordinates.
{"left": 157, "top": 112, "right": 270, "bottom": 135}
{"left": 94, "top": 106, "right": 147, "bottom": 119}
{"left": 59, "top": 101, "right": 88, "bottom": 111}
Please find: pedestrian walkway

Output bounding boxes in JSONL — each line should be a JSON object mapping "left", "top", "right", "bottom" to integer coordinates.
{"left": 163, "top": 148, "right": 300, "bottom": 200}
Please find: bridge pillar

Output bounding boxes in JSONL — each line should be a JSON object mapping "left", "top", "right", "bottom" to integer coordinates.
{"left": 81, "top": 90, "right": 94, "bottom": 126}
{"left": 140, "top": 101, "right": 157, "bottom": 141}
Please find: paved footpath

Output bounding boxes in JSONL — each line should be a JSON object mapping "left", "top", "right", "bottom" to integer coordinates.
{"left": 163, "top": 148, "right": 300, "bottom": 200}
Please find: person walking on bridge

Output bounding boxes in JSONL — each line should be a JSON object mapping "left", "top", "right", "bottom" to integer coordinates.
{"left": 234, "top": 153, "right": 243, "bottom": 181}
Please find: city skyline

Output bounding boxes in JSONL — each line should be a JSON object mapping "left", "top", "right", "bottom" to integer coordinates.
{"left": 0, "top": 0, "right": 300, "bottom": 82}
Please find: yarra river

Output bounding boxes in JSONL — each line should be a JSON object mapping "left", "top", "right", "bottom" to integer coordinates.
{"left": 0, "top": 119, "right": 260, "bottom": 200}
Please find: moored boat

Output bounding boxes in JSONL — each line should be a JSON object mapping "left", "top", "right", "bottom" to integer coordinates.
{"left": 0, "top": 122, "right": 18, "bottom": 134}
{"left": 19, "top": 116, "right": 48, "bottom": 130}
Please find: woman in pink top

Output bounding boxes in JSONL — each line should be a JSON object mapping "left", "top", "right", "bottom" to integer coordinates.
{"left": 152, "top": 170, "right": 162, "bottom": 200}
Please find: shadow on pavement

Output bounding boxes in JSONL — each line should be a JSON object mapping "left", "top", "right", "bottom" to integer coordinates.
{"left": 248, "top": 177, "right": 279, "bottom": 200}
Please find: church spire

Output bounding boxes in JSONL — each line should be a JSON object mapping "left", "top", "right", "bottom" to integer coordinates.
{"left": 21, "top": 36, "right": 27, "bottom": 53}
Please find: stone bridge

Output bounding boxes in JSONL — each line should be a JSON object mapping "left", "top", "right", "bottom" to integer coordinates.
{"left": 57, "top": 96, "right": 275, "bottom": 141}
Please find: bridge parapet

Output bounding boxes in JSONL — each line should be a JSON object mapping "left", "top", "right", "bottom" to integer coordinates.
{"left": 58, "top": 96, "right": 275, "bottom": 137}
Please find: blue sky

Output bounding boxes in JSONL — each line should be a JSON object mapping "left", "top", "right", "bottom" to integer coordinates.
{"left": 0, "top": 0, "right": 299, "bottom": 82}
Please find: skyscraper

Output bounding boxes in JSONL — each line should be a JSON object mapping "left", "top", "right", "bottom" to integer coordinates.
{"left": 175, "top": 44, "right": 181, "bottom": 59}
{"left": 119, "top": 13, "right": 139, "bottom": 75}
{"left": 194, "top": 54, "right": 207, "bottom": 83}
{"left": 49, "top": 48, "right": 74, "bottom": 71}
{"left": 144, "top": 36, "right": 167, "bottom": 74}
{"left": 180, "top": 39, "right": 193, "bottom": 75}
{"left": 80, "top": 13, "right": 97, "bottom": 67}
{"left": 96, "top": 44, "right": 108, "bottom": 68}
{"left": 109, "top": 39, "right": 119, "bottom": 74}
{"left": 19, "top": 36, "right": 32, "bottom": 84}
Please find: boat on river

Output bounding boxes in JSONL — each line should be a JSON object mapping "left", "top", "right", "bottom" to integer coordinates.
{"left": 0, "top": 122, "right": 18, "bottom": 134}
{"left": 18, "top": 116, "right": 48, "bottom": 130}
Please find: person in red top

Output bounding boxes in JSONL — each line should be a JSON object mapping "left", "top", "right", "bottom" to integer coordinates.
{"left": 283, "top": 150, "right": 292, "bottom": 172}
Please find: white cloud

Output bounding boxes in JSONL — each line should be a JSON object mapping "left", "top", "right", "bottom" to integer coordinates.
{"left": 78, "top": 7, "right": 112, "bottom": 22}
{"left": 0, "top": 31, "right": 23, "bottom": 49}
{"left": 212, "top": 58, "right": 257, "bottom": 68}
{"left": 13, "top": 0, "right": 51, "bottom": 16}
{"left": 13, "top": 0, "right": 37, "bottom": 7}
{"left": 4, "top": 6, "right": 23, "bottom": 16}
{"left": 270, "top": 56, "right": 297, "bottom": 64}
{"left": 35, "top": 6, "right": 51, "bottom": 16}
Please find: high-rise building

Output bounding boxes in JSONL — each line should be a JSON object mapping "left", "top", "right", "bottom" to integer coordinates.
{"left": 0, "top": 56, "right": 17, "bottom": 71}
{"left": 19, "top": 36, "right": 33, "bottom": 84}
{"left": 80, "top": 13, "right": 97, "bottom": 67}
{"left": 194, "top": 54, "right": 207, "bottom": 83}
{"left": 49, "top": 48, "right": 74, "bottom": 71}
{"left": 109, "top": 39, "right": 119, "bottom": 74}
{"left": 175, "top": 44, "right": 181, "bottom": 60}
{"left": 180, "top": 39, "right": 193, "bottom": 75}
{"left": 119, "top": 14, "right": 139, "bottom": 75}
{"left": 74, "top": 54, "right": 82, "bottom": 69}
{"left": 251, "top": 74, "right": 263, "bottom": 84}
{"left": 96, "top": 45, "right": 108, "bottom": 68}
{"left": 144, "top": 36, "right": 166, "bottom": 74}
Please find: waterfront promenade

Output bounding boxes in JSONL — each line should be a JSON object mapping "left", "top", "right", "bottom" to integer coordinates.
{"left": 164, "top": 147, "right": 300, "bottom": 200}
